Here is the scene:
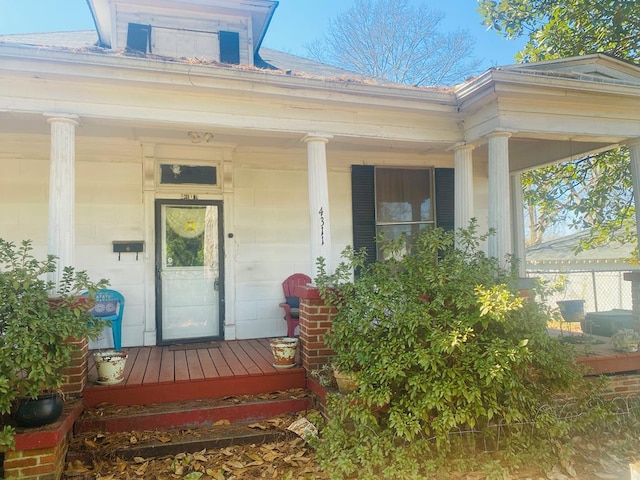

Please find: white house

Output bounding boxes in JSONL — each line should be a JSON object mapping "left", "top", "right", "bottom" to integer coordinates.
{"left": 2, "top": 0, "right": 640, "bottom": 348}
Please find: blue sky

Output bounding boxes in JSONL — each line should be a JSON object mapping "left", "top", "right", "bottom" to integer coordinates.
{"left": 0, "top": 0, "right": 526, "bottom": 71}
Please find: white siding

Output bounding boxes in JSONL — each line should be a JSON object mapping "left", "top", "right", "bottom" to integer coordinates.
{"left": 0, "top": 135, "right": 463, "bottom": 344}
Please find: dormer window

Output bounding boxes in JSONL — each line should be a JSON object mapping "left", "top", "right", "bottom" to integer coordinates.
{"left": 90, "top": 0, "right": 278, "bottom": 67}
{"left": 126, "top": 23, "right": 150, "bottom": 53}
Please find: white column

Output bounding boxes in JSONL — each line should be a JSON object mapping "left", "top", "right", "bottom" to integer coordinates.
{"left": 303, "top": 133, "right": 333, "bottom": 277}
{"left": 45, "top": 114, "right": 79, "bottom": 289}
{"left": 487, "top": 130, "right": 512, "bottom": 265}
{"left": 142, "top": 143, "right": 157, "bottom": 346}
{"left": 628, "top": 140, "right": 640, "bottom": 255}
{"left": 453, "top": 143, "right": 474, "bottom": 233}
{"left": 511, "top": 171, "right": 526, "bottom": 277}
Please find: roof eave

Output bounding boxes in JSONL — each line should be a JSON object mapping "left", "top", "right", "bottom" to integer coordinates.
{"left": 0, "top": 42, "right": 458, "bottom": 111}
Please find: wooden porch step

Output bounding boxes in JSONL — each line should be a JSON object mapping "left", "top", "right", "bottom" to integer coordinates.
{"left": 83, "top": 340, "right": 307, "bottom": 407}
{"left": 69, "top": 418, "right": 301, "bottom": 464}
{"left": 75, "top": 390, "right": 312, "bottom": 434}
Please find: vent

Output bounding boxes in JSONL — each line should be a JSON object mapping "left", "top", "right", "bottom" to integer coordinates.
{"left": 219, "top": 31, "right": 240, "bottom": 64}
{"left": 127, "top": 23, "right": 151, "bottom": 53}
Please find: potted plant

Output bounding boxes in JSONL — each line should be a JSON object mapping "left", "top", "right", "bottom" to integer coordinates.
{"left": 0, "top": 239, "right": 108, "bottom": 447}
{"left": 611, "top": 328, "right": 640, "bottom": 353}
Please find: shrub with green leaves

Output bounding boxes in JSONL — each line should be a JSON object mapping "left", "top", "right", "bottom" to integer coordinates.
{"left": 315, "top": 222, "right": 607, "bottom": 479}
{"left": 0, "top": 239, "right": 108, "bottom": 447}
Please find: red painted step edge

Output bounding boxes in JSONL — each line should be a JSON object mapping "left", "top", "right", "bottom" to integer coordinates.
{"left": 83, "top": 370, "right": 307, "bottom": 407}
{"left": 75, "top": 397, "right": 311, "bottom": 434}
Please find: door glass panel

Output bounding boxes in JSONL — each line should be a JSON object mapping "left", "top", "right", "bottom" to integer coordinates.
{"left": 160, "top": 204, "right": 221, "bottom": 341}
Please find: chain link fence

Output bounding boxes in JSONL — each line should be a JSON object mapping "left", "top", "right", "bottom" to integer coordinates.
{"left": 526, "top": 269, "right": 633, "bottom": 314}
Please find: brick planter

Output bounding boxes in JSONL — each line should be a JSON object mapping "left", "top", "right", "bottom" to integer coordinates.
{"left": 2, "top": 338, "right": 88, "bottom": 480}
{"left": 2, "top": 400, "right": 83, "bottom": 480}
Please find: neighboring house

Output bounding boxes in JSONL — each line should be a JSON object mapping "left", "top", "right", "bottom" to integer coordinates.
{"left": 527, "top": 231, "right": 636, "bottom": 273}
{"left": 527, "top": 231, "right": 636, "bottom": 312}
{"left": 2, "top": 0, "right": 640, "bottom": 348}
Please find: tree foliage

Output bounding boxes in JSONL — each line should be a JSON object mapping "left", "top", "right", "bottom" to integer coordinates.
{"left": 315, "top": 223, "right": 606, "bottom": 478}
{"left": 478, "top": 0, "right": 640, "bottom": 253}
{"left": 478, "top": 0, "right": 640, "bottom": 62}
{"left": 306, "top": 0, "right": 480, "bottom": 86}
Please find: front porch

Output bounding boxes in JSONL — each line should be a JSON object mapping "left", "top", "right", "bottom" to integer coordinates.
{"left": 83, "top": 339, "right": 307, "bottom": 407}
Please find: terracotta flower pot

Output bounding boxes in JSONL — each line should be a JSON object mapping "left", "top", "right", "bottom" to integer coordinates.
{"left": 333, "top": 366, "right": 358, "bottom": 393}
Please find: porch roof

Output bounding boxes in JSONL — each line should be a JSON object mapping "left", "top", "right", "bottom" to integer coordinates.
{"left": 1, "top": 33, "right": 640, "bottom": 171}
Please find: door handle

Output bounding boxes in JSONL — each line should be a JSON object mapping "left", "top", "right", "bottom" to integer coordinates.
{"left": 214, "top": 277, "right": 219, "bottom": 291}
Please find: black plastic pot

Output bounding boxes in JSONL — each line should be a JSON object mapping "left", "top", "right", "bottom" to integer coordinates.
{"left": 14, "top": 392, "right": 63, "bottom": 428}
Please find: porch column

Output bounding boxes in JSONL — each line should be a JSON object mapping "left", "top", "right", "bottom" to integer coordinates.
{"left": 629, "top": 140, "right": 640, "bottom": 254}
{"left": 453, "top": 143, "right": 474, "bottom": 234}
{"left": 45, "top": 114, "right": 79, "bottom": 288}
{"left": 487, "top": 130, "right": 512, "bottom": 265}
{"left": 303, "top": 133, "right": 333, "bottom": 277}
{"left": 511, "top": 171, "right": 526, "bottom": 277}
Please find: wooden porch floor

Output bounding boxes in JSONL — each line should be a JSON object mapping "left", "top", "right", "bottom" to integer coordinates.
{"left": 83, "top": 339, "right": 306, "bottom": 407}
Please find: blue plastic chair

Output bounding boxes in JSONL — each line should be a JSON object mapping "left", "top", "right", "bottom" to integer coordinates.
{"left": 87, "top": 289, "right": 125, "bottom": 350}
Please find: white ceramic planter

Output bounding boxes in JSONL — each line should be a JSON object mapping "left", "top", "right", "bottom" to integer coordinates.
{"left": 93, "top": 350, "right": 128, "bottom": 385}
{"left": 270, "top": 337, "right": 299, "bottom": 368}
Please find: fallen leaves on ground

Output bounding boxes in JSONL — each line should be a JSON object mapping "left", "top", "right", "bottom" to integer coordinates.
{"left": 65, "top": 409, "right": 640, "bottom": 480}
{"left": 66, "top": 437, "right": 327, "bottom": 479}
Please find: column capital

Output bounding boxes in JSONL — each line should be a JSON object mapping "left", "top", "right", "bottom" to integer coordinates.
{"left": 44, "top": 113, "right": 79, "bottom": 127}
{"left": 451, "top": 142, "right": 475, "bottom": 153}
{"left": 302, "top": 133, "right": 333, "bottom": 144}
{"left": 486, "top": 129, "right": 515, "bottom": 140}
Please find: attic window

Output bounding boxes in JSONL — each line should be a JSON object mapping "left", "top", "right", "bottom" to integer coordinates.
{"left": 127, "top": 23, "right": 151, "bottom": 53}
{"left": 219, "top": 31, "right": 240, "bottom": 64}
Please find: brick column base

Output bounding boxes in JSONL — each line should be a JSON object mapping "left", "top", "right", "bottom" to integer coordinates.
{"left": 61, "top": 337, "right": 88, "bottom": 397}
{"left": 295, "top": 285, "right": 336, "bottom": 372}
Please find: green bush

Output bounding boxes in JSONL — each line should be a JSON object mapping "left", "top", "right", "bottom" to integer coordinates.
{"left": 0, "top": 239, "right": 108, "bottom": 447}
{"left": 315, "top": 222, "right": 607, "bottom": 479}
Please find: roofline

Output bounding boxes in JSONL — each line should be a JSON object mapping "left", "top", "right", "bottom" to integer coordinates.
{"left": 0, "top": 42, "right": 458, "bottom": 110}
{"left": 85, "top": 0, "right": 101, "bottom": 46}
{"left": 455, "top": 56, "right": 640, "bottom": 112}
{"left": 253, "top": 0, "right": 278, "bottom": 57}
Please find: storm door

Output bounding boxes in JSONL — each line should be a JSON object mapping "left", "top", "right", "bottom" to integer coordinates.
{"left": 156, "top": 200, "right": 224, "bottom": 344}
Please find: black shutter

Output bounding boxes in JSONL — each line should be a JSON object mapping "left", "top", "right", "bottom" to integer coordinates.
{"left": 351, "top": 165, "right": 377, "bottom": 266}
{"left": 435, "top": 168, "right": 455, "bottom": 232}
{"left": 219, "top": 31, "right": 240, "bottom": 64}
{"left": 126, "top": 23, "right": 151, "bottom": 53}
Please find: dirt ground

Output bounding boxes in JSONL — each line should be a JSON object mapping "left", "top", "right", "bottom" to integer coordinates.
{"left": 64, "top": 412, "right": 640, "bottom": 480}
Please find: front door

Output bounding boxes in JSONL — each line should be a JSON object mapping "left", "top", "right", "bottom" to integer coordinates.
{"left": 156, "top": 200, "right": 224, "bottom": 344}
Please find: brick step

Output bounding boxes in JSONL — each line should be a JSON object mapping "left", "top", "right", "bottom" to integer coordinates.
{"left": 75, "top": 389, "right": 312, "bottom": 434}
